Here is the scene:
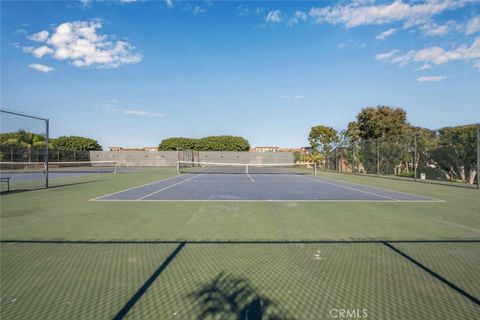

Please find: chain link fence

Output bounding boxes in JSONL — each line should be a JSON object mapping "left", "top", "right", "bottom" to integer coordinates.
{"left": 0, "top": 109, "right": 49, "bottom": 191}
{"left": 323, "top": 124, "right": 479, "bottom": 188}
{"left": 0, "top": 146, "right": 93, "bottom": 163}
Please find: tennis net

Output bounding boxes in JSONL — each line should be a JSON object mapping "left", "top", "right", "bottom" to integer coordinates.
{"left": 177, "top": 161, "right": 317, "bottom": 175}
{"left": 0, "top": 161, "right": 117, "bottom": 176}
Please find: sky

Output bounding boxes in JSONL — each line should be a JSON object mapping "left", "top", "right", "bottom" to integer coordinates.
{"left": 1, "top": 0, "right": 480, "bottom": 149}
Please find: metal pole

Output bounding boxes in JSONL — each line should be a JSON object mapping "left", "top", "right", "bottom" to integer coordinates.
{"left": 414, "top": 135, "right": 417, "bottom": 182}
{"left": 376, "top": 141, "right": 380, "bottom": 176}
{"left": 335, "top": 148, "right": 338, "bottom": 172}
{"left": 477, "top": 124, "right": 479, "bottom": 190}
{"left": 45, "top": 119, "right": 49, "bottom": 188}
{"left": 352, "top": 143, "right": 356, "bottom": 174}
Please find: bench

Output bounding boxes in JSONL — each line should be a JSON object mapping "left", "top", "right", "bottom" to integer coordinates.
{"left": 1, "top": 177, "right": 10, "bottom": 192}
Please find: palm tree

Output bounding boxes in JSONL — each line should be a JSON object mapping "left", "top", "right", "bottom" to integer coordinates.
{"left": 306, "top": 152, "right": 324, "bottom": 168}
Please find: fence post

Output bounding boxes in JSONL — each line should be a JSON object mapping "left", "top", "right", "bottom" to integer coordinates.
{"left": 477, "top": 124, "right": 479, "bottom": 190}
{"left": 10, "top": 146, "right": 13, "bottom": 162}
{"left": 376, "top": 140, "right": 380, "bottom": 176}
{"left": 335, "top": 148, "right": 338, "bottom": 172}
{"left": 352, "top": 143, "right": 356, "bottom": 174}
{"left": 45, "top": 119, "right": 49, "bottom": 188}
{"left": 413, "top": 134, "right": 417, "bottom": 182}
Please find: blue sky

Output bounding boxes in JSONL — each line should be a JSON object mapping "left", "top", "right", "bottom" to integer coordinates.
{"left": 1, "top": 0, "right": 479, "bottom": 148}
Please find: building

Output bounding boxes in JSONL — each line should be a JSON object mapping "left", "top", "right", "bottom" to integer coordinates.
{"left": 252, "top": 146, "right": 311, "bottom": 153}
{"left": 108, "top": 146, "right": 158, "bottom": 151}
{"left": 252, "top": 146, "right": 280, "bottom": 152}
{"left": 301, "top": 146, "right": 311, "bottom": 154}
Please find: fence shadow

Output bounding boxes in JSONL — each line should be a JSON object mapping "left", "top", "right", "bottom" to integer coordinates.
{"left": 189, "top": 272, "right": 292, "bottom": 320}
{"left": 0, "top": 179, "right": 105, "bottom": 195}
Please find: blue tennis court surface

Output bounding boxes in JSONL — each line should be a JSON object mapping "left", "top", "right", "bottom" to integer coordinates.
{"left": 93, "top": 173, "right": 440, "bottom": 202}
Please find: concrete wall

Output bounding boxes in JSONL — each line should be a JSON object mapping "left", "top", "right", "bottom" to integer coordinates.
{"left": 198, "top": 151, "right": 294, "bottom": 164}
{"left": 89, "top": 151, "right": 294, "bottom": 166}
{"left": 90, "top": 151, "right": 178, "bottom": 166}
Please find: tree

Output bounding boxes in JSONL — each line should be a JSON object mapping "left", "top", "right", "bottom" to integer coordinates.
{"left": 0, "top": 130, "right": 47, "bottom": 162}
{"left": 158, "top": 136, "right": 250, "bottom": 151}
{"left": 430, "top": 125, "right": 477, "bottom": 184}
{"left": 198, "top": 136, "right": 250, "bottom": 151}
{"left": 356, "top": 106, "right": 408, "bottom": 140}
{"left": 343, "top": 122, "right": 361, "bottom": 144}
{"left": 306, "top": 153, "right": 324, "bottom": 166}
{"left": 308, "top": 125, "right": 339, "bottom": 154}
{"left": 158, "top": 137, "right": 199, "bottom": 151}
{"left": 51, "top": 136, "right": 102, "bottom": 151}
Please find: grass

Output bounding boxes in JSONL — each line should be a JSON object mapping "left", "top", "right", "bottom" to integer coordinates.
{"left": 1, "top": 168, "right": 479, "bottom": 319}
{"left": 1, "top": 168, "right": 479, "bottom": 241}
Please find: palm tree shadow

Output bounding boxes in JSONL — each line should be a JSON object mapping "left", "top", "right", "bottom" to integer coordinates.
{"left": 188, "top": 272, "right": 293, "bottom": 320}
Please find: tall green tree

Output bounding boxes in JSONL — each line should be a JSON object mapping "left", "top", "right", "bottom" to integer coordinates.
{"left": 158, "top": 136, "right": 250, "bottom": 151}
{"left": 158, "top": 137, "right": 199, "bottom": 151}
{"left": 51, "top": 136, "right": 102, "bottom": 151}
{"left": 356, "top": 106, "right": 409, "bottom": 140}
{"left": 0, "top": 130, "right": 47, "bottom": 161}
{"left": 430, "top": 125, "right": 478, "bottom": 184}
{"left": 308, "top": 125, "right": 339, "bottom": 154}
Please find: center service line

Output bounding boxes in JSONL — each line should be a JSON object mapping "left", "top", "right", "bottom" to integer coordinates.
{"left": 136, "top": 174, "right": 200, "bottom": 200}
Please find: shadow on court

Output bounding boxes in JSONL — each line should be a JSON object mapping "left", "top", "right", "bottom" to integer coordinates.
{"left": 189, "top": 272, "right": 292, "bottom": 320}
{"left": 1, "top": 179, "right": 105, "bottom": 195}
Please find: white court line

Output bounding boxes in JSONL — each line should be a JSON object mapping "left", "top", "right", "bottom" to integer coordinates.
{"left": 93, "top": 199, "right": 444, "bottom": 203}
{"left": 312, "top": 173, "right": 443, "bottom": 201}
{"left": 136, "top": 174, "right": 201, "bottom": 200}
{"left": 89, "top": 174, "right": 190, "bottom": 201}
{"left": 246, "top": 173, "right": 255, "bottom": 182}
{"left": 301, "top": 176, "right": 400, "bottom": 201}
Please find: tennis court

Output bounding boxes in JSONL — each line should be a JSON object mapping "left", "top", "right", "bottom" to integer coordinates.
{"left": 93, "top": 162, "right": 438, "bottom": 202}
{"left": 1, "top": 167, "right": 479, "bottom": 319}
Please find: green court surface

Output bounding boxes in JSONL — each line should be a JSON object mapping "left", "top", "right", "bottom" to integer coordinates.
{"left": 1, "top": 168, "right": 479, "bottom": 319}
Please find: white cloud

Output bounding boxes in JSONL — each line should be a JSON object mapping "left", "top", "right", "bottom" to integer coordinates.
{"left": 29, "top": 63, "right": 54, "bottom": 73}
{"left": 165, "top": 0, "right": 173, "bottom": 8}
{"left": 106, "top": 105, "right": 165, "bottom": 117}
{"left": 288, "top": 11, "right": 308, "bottom": 26}
{"left": 307, "top": 0, "right": 472, "bottom": 28}
{"left": 376, "top": 28, "right": 396, "bottom": 40}
{"left": 15, "top": 28, "right": 28, "bottom": 35}
{"left": 192, "top": 6, "right": 205, "bottom": 14}
{"left": 280, "top": 95, "right": 304, "bottom": 99}
{"left": 419, "top": 21, "right": 456, "bottom": 36}
{"left": 24, "top": 20, "right": 142, "bottom": 68}
{"left": 79, "top": 0, "right": 91, "bottom": 7}
{"left": 32, "top": 45, "right": 53, "bottom": 58}
{"left": 376, "top": 37, "right": 480, "bottom": 70}
{"left": 466, "top": 16, "right": 480, "bottom": 35}
{"left": 22, "top": 46, "right": 34, "bottom": 53}
{"left": 183, "top": 4, "right": 206, "bottom": 14}
{"left": 266, "top": 10, "right": 282, "bottom": 23}
{"left": 29, "top": 30, "right": 49, "bottom": 42}
{"left": 237, "top": 5, "right": 265, "bottom": 17}
{"left": 417, "top": 75, "right": 447, "bottom": 81}
{"left": 123, "top": 109, "right": 165, "bottom": 117}
{"left": 375, "top": 49, "right": 399, "bottom": 60}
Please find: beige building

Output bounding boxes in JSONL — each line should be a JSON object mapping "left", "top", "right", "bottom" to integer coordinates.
{"left": 252, "top": 146, "right": 280, "bottom": 152}
{"left": 108, "top": 146, "right": 158, "bottom": 152}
